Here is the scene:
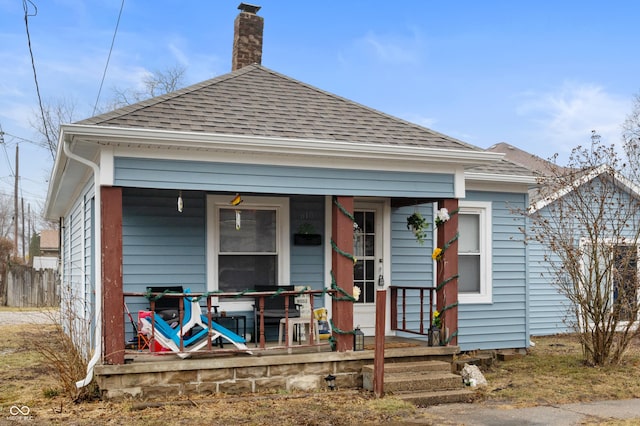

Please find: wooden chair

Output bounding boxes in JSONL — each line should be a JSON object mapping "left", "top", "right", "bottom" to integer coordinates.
{"left": 253, "top": 285, "right": 300, "bottom": 346}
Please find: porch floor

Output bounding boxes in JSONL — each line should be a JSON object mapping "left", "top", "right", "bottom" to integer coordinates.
{"left": 123, "top": 336, "right": 433, "bottom": 364}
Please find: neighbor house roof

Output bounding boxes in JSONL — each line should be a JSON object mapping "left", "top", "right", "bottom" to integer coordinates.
{"left": 466, "top": 158, "right": 535, "bottom": 183}
{"left": 529, "top": 165, "right": 640, "bottom": 213}
{"left": 486, "top": 142, "right": 560, "bottom": 176}
{"left": 79, "top": 64, "right": 484, "bottom": 152}
{"left": 39, "top": 229, "right": 59, "bottom": 251}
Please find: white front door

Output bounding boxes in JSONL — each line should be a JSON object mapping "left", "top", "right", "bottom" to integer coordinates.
{"left": 353, "top": 201, "right": 385, "bottom": 335}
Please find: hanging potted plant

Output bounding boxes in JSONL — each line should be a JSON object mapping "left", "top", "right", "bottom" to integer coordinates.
{"left": 406, "top": 212, "right": 429, "bottom": 245}
{"left": 294, "top": 223, "right": 322, "bottom": 246}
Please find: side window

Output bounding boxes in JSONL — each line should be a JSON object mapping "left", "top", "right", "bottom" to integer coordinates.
{"left": 458, "top": 202, "right": 492, "bottom": 304}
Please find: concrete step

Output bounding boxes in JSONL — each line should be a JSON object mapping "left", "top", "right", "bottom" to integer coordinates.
{"left": 364, "top": 370, "right": 462, "bottom": 392}
{"left": 384, "top": 372, "right": 463, "bottom": 393}
{"left": 392, "top": 388, "right": 476, "bottom": 406}
{"left": 362, "top": 360, "right": 451, "bottom": 375}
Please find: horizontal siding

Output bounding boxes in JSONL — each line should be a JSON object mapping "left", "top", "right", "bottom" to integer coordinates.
{"left": 391, "top": 204, "right": 434, "bottom": 287}
{"left": 290, "top": 196, "right": 325, "bottom": 301}
{"left": 122, "top": 189, "right": 207, "bottom": 319}
{"left": 388, "top": 193, "right": 530, "bottom": 351}
{"left": 528, "top": 239, "right": 572, "bottom": 335}
{"left": 114, "top": 157, "right": 455, "bottom": 198}
{"left": 459, "top": 191, "right": 529, "bottom": 350}
{"left": 390, "top": 204, "right": 436, "bottom": 334}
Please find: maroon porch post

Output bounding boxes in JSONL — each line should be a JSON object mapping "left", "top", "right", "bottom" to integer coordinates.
{"left": 331, "top": 196, "right": 354, "bottom": 351}
{"left": 373, "top": 288, "right": 386, "bottom": 397}
{"left": 102, "top": 186, "right": 124, "bottom": 364}
{"left": 436, "top": 198, "right": 459, "bottom": 346}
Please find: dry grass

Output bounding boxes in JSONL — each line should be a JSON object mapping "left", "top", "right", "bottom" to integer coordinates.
{"left": 3, "top": 319, "right": 640, "bottom": 424}
{"left": 0, "top": 323, "right": 418, "bottom": 425}
{"left": 478, "top": 334, "right": 640, "bottom": 407}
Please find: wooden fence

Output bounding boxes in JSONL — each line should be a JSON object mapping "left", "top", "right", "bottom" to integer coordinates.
{"left": 0, "top": 264, "right": 60, "bottom": 307}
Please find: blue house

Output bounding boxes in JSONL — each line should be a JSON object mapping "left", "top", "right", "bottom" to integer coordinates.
{"left": 489, "top": 142, "right": 640, "bottom": 338}
{"left": 44, "top": 4, "right": 535, "bottom": 393}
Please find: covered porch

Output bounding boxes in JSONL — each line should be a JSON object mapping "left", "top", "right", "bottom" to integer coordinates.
{"left": 103, "top": 190, "right": 461, "bottom": 366}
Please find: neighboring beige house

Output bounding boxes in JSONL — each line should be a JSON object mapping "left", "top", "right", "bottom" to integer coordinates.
{"left": 33, "top": 229, "right": 59, "bottom": 271}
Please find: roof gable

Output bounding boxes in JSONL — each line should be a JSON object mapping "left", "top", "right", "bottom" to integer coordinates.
{"left": 530, "top": 165, "right": 640, "bottom": 212}
{"left": 79, "top": 64, "right": 482, "bottom": 152}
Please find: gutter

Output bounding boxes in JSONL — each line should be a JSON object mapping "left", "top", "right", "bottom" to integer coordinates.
{"left": 62, "top": 136, "right": 102, "bottom": 389}
{"left": 58, "top": 124, "right": 504, "bottom": 167}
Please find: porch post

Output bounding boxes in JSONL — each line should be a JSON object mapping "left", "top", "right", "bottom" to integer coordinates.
{"left": 436, "top": 198, "right": 459, "bottom": 346}
{"left": 102, "top": 186, "right": 124, "bottom": 364}
{"left": 331, "top": 196, "right": 354, "bottom": 351}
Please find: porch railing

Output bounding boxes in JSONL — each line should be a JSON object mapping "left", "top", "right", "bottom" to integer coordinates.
{"left": 123, "top": 288, "right": 335, "bottom": 355}
{"left": 389, "top": 285, "right": 436, "bottom": 337}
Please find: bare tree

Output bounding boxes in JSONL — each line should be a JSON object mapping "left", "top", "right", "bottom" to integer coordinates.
{"left": 29, "top": 96, "right": 77, "bottom": 161}
{"left": 108, "top": 65, "right": 186, "bottom": 109}
{"left": 623, "top": 93, "right": 640, "bottom": 184}
{"left": 0, "top": 192, "right": 13, "bottom": 239}
{"left": 526, "top": 132, "right": 640, "bottom": 366}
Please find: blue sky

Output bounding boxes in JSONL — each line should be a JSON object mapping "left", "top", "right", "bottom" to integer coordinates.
{"left": 1, "top": 0, "right": 638, "bottom": 214}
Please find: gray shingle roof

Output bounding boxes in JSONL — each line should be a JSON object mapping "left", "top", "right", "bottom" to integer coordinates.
{"left": 466, "top": 158, "right": 535, "bottom": 178}
{"left": 79, "top": 64, "right": 483, "bottom": 152}
{"left": 486, "top": 142, "right": 559, "bottom": 176}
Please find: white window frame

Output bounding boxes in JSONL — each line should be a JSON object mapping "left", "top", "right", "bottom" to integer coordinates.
{"left": 457, "top": 201, "right": 493, "bottom": 304}
{"left": 578, "top": 237, "right": 640, "bottom": 326}
{"left": 206, "top": 195, "right": 290, "bottom": 311}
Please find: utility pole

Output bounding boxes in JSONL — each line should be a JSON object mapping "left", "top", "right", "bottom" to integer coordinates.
{"left": 14, "top": 145, "right": 19, "bottom": 258}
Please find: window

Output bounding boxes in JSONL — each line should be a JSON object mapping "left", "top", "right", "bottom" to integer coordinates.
{"left": 580, "top": 240, "right": 638, "bottom": 322}
{"left": 457, "top": 201, "right": 492, "bottom": 304}
{"left": 613, "top": 245, "right": 638, "bottom": 321}
{"left": 207, "top": 196, "right": 289, "bottom": 307}
{"left": 353, "top": 210, "right": 376, "bottom": 304}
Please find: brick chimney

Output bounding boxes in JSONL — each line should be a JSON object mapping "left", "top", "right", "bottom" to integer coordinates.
{"left": 232, "top": 3, "right": 263, "bottom": 71}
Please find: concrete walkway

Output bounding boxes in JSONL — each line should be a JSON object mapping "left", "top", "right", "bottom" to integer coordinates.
{"left": 0, "top": 309, "right": 56, "bottom": 325}
{"left": 417, "top": 398, "right": 640, "bottom": 425}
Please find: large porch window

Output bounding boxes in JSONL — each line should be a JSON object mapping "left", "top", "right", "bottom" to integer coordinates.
{"left": 207, "top": 195, "right": 290, "bottom": 303}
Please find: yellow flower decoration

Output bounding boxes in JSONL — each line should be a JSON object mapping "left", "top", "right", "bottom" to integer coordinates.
{"left": 433, "top": 310, "right": 442, "bottom": 328}
{"left": 432, "top": 247, "right": 443, "bottom": 261}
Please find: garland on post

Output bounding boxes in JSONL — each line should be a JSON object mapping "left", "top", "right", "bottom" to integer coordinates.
{"left": 328, "top": 196, "right": 360, "bottom": 341}
{"left": 433, "top": 207, "right": 460, "bottom": 346}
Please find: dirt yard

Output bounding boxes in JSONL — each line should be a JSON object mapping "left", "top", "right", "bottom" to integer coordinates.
{"left": 3, "top": 309, "right": 640, "bottom": 425}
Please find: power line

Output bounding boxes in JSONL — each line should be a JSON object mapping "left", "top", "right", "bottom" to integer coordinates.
{"left": 93, "top": 0, "right": 126, "bottom": 115}
{"left": 22, "top": 0, "right": 53, "bottom": 158}
{"left": 2, "top": 131, "right": 38, "bottom": 146}
{"left": 0, "top": 133, "right": 15, "bottom": 177}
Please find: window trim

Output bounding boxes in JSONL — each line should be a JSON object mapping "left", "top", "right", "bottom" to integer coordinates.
{"left": 206, "top": 195, "right": 290, "bottom": 310}
{"left": 578, "top": 237, "right": 640, "bottom": 326}
{"left": 456, "top": 201, "right": 493, "bottom": 304}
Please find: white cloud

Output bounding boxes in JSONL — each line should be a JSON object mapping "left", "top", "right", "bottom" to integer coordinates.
{"left": 353, "top": 28, "right": 425, "bottom": 65}
{"left": 517, "top": 82, "right": 632, "bottom": 158}
{"left": 168, "top": 41, "right": 190, "bottom": 67}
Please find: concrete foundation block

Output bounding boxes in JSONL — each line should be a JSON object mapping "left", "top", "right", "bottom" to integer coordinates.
{"left": 287, "top": 375, "right": 320, "bottom": 391}
{"left": 218, "top": 380, "right": 253, "bottom": 394}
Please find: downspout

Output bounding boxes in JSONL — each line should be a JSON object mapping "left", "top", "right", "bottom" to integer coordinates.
{"left": 62, "top": 137, "right": 102, "bottom": 389}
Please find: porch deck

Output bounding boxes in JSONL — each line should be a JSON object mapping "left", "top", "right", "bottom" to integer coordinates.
{"left": 96, "top": 337, "right": 459, "bottom": 399}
